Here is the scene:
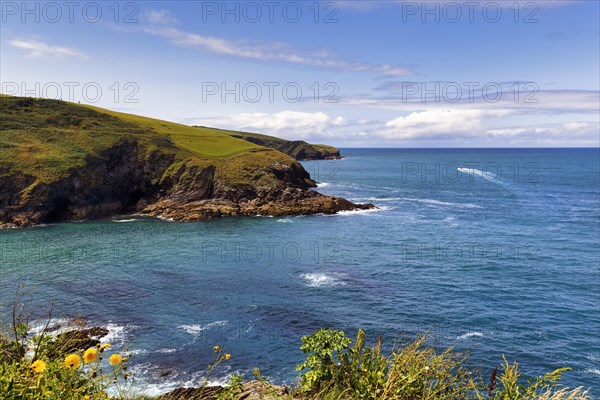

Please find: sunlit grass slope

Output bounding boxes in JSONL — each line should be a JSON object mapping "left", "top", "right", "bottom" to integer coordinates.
{"left": 0, "top": 96, "right": 276, "bottom": 184}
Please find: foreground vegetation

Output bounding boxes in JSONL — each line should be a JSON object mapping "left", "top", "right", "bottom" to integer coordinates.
{"left": 0, "top": 300, "right": 590, "bottom": 400}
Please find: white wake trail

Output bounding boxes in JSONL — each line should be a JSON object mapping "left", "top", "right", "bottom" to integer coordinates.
{"left": 457, "top": 167, "right": 504, "bottom": 185}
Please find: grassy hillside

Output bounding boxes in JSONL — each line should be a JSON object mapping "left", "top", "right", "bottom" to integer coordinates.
{"left": 0, "top": 95, "right": 270, "bottom": 184}
{"left": 81, "top": 105, "right": 262, "bottom": 159}
{"left": 193, "top": 125, "right": 341, "bottom": 160}
{"left": 1, "top": 95, "right": 366, "bottom": 227}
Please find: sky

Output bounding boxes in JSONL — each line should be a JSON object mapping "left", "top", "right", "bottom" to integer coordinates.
{"left": 1, "top": 0, "right": 599, "bottom": 147}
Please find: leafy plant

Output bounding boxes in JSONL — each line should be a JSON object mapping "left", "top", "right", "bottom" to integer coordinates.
{"left": 295, "top": 329, "right": 589, "bottom": 400}
{"left": 218, "top": 373, "right": 244, "bottom": 400}
{"left": 296, "top": 328, "right": 351, "bottom": 393}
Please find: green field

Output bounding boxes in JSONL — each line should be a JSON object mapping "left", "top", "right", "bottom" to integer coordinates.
{"left": 0, "top": 96, "right": 288, "bottom": 184}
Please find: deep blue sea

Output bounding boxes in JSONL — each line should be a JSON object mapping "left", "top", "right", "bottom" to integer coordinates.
{"left": 1, "top": 148, "right": 599, "bottom": 396}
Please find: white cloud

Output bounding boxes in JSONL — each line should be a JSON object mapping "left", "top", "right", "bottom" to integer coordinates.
{"left": 193, "top": 111, "right": 348, "bottom": 140}
{"left": 135, "top": 13, "right": 413, "bottom": 76}
{"left": 189, "top": 108, "right": 599, "bottom": 147}
{"left": 487, "top": 121, "right": 599, "bottom": 143}
{"left": 562, "top": 121, "right": 593, "bottom": 132}
{"left": 339, "top": 90, "right": 600, "bottom": 115}
{"left": 8, "top": 39, "right": 88, "bottom": 60}
{"left": 143, "top": 9, "right": 178, "bottom": 25}
{"left": 378, "top": 109, "right": 513, "bottom": 139}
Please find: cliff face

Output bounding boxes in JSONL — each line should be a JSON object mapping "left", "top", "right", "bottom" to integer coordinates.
{"left": 0, "top": 97, "right": 372, "bottom": 228}
{"left": 1, "top": 140, "right": 172, "bottom": 226}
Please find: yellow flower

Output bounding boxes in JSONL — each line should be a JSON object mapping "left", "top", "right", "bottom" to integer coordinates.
{"left": 109, "top": 354, "right": 122, "bottom": 366}
{"left": 225, "top": 354, "right": 231, "bottom": 360}
{"left": 31, "top": 360, "right": 46, "bottom": 373}
{"left": 213, "top": 345, "right": 220, "bottom": 352}
{"left": 83, "top": 347, "right": 98, "bottom": 364}
{"left": 101, "top": 343, "right": 111, "bottom": 350}
{"left": 64, "top": 354, "right": 81, "bottom": 370}
{"left": 82, "top": 396, "right": 90, "bottom": 400}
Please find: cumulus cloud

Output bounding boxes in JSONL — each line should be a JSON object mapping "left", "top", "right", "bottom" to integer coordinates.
{"left": 377, "top": 109, "right": 513, "bottom": 139}
{"left": 193, "top": 111, "right": 348, "bottom": 140}
{"left": 8, "top": 39, "right": 88, "bottom": 60}
{"left": 189, "top": 107, "right": 599, "bottom": 146}
{"left": 486, "top": 121, "right": 600, "bottom": 144}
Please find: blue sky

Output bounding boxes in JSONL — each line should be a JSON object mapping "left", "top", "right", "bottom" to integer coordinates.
{"left": 1, "top": 0, "right": 599, "bottom": 147}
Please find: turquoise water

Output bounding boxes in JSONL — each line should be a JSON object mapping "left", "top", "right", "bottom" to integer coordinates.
{"left": 1, "top": 148, "right": 599, "bottom": 395}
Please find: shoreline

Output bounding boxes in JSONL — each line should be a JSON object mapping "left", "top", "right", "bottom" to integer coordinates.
{"left": 0, "top": 197, "right": 376, "bottom": 229}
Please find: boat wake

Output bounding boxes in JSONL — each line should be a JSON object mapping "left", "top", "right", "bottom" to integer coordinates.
{"left": 457, "top": 167, "right": 504, "bottom": 185}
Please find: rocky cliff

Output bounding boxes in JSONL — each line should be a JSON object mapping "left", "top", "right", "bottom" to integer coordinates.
{"left": 0, "top": 96, "right": 371, "bottom": 228}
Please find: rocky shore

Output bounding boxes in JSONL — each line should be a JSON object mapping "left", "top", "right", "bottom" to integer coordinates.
{"left": 0, "top": 140, "right": 373, "bottom": 228}
{"left": 140, "top": 188, "right": 373, "bottom": 222}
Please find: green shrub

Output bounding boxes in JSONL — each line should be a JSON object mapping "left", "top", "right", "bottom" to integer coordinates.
{"left": 295, "top": 329, "right": 590, "bottom": 400}
{"left": 296, "top": 328, "right": 352, "bottom": 393}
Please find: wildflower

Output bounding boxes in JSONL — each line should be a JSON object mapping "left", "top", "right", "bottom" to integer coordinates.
{"left": 84, "top": 347, "right": 98, "bottom": 363}
{"left": 225, "top": 354, "right": 231, "bottom": 360}
{"left": 213, "top": 345, "right": 220, "bottom": 352}
{"left": 101, "top": 343, "right": 111, "bottom": 350}
{"left": 64, "top": 354, "right": 81, "bottom": 370}
{"left": 31, "top": 360, "right": 46, "bottom": 373}
{"left": 83, "top": 396, "right": 90, "bottom": 400}
{"left": 109, "top": 354, "right": 122, "bottom": 366}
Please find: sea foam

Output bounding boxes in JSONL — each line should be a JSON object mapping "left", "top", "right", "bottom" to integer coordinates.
{"left": 300, "top": 272, "right": 347, "bottom": 288}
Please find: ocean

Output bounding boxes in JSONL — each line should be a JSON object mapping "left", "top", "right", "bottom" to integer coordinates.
{"left": 1, "top": 148, "right": 598, "bottom": 396}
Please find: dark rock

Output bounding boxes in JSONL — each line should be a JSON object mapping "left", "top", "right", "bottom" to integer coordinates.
{"left": 46, "top": 327, "right": 109, "bottom": 358}
{"left": 158, "top": 381, "right": 289, "bottom": 400}
{"left": 159, "top": 369, "right": 173, "bottom": 378}
{"left": 159, "top": 386, "right": 223, "bottom": 400}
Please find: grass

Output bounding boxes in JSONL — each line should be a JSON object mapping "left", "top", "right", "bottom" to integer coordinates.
{"left": 195, "top": 126, "right": 340, "bottom": 159}
{"left": 0, "top": 96, "right": 297, "bottom": 191}
{"left": 80, "top": 106, "right": 262, "bottom": 159}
